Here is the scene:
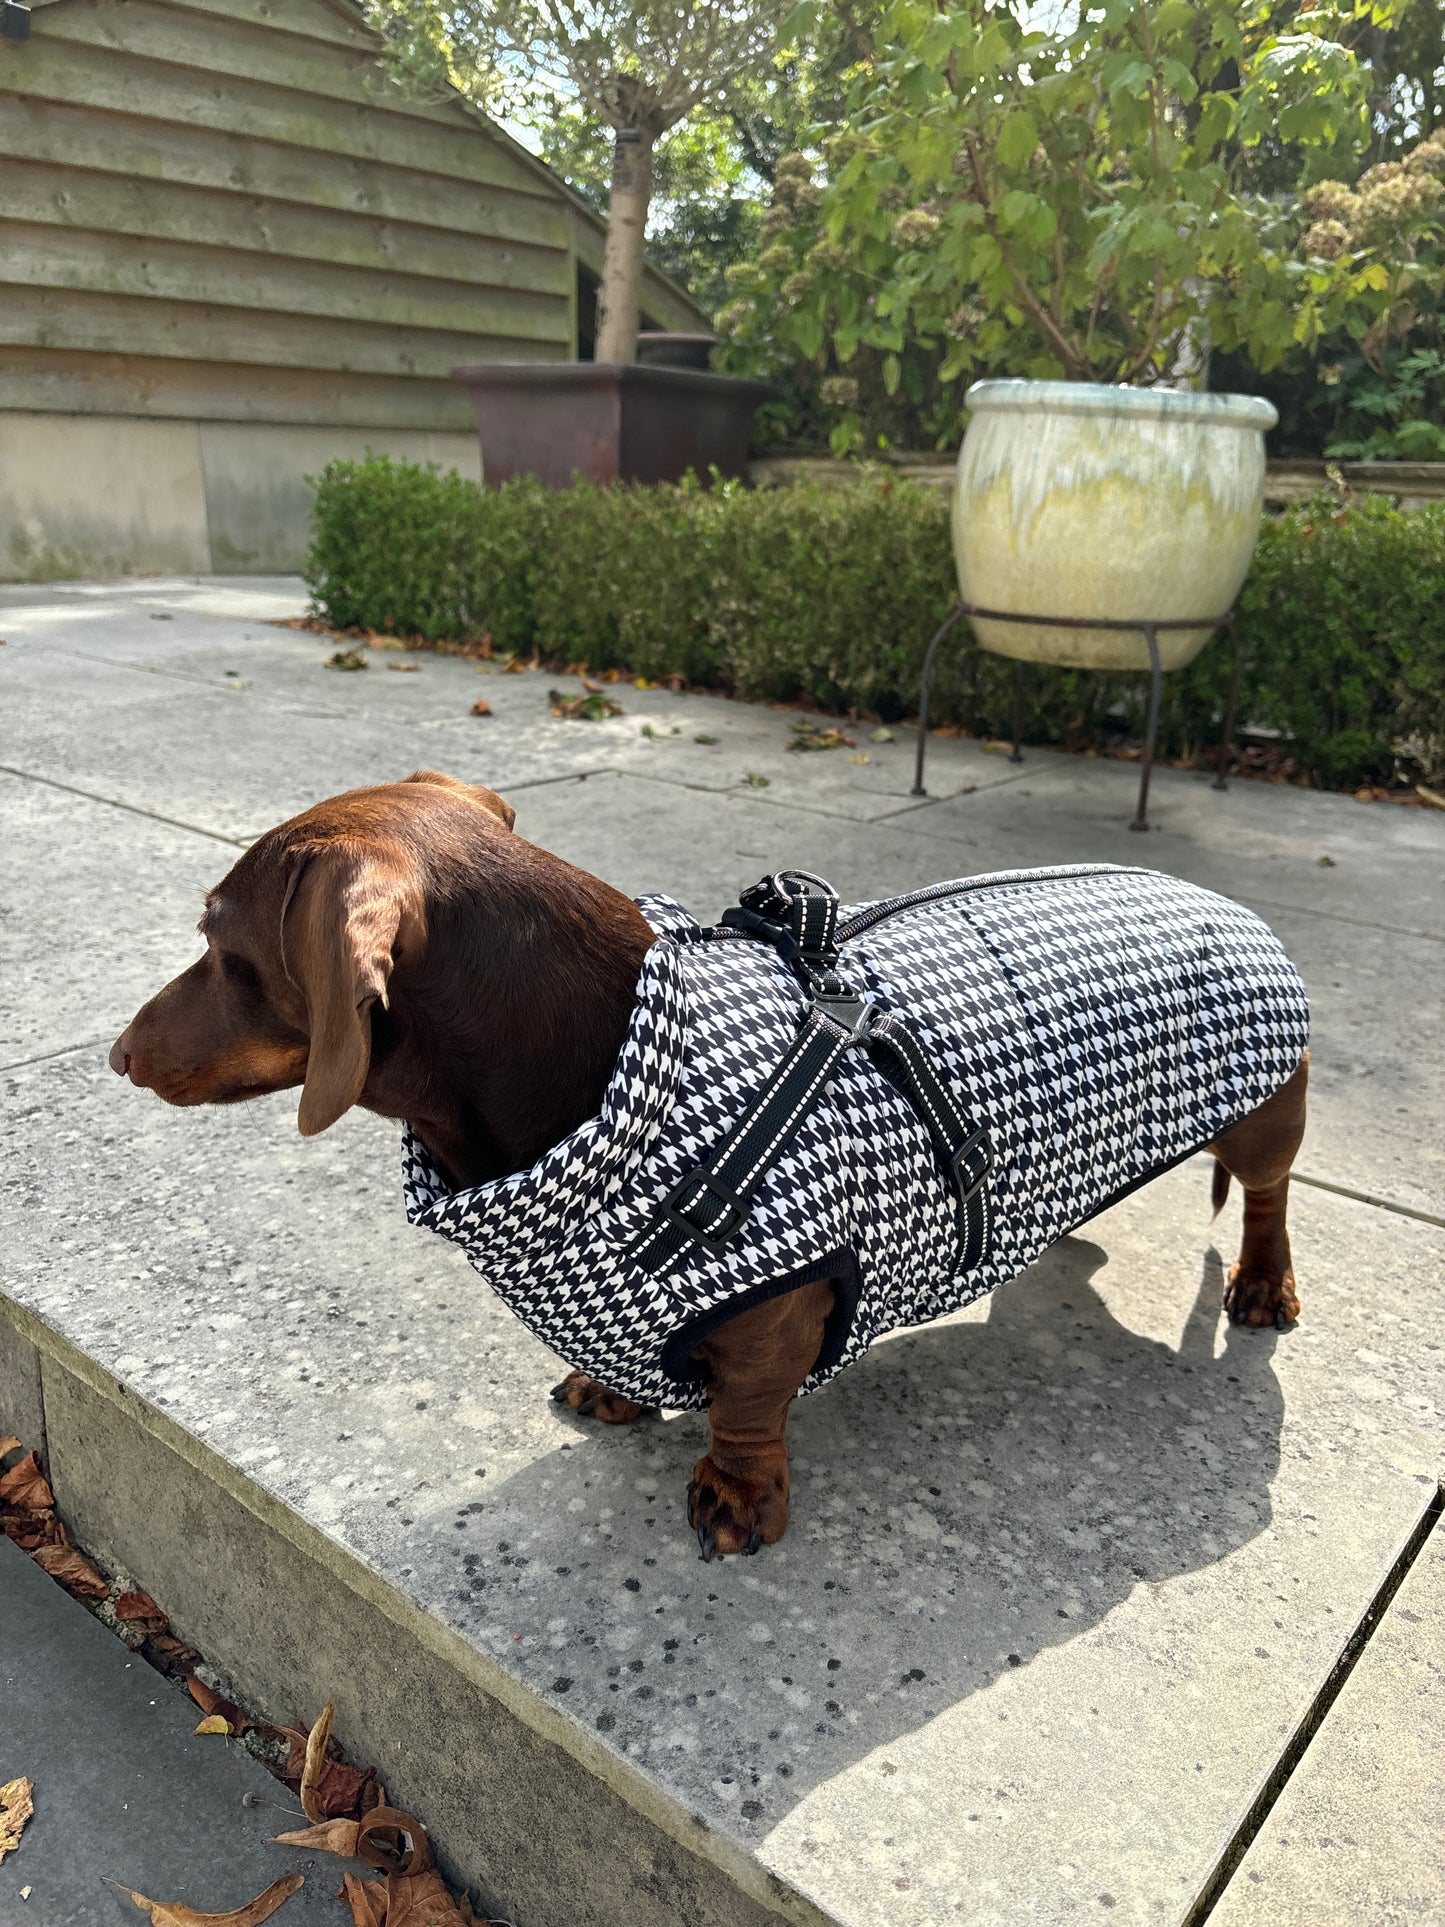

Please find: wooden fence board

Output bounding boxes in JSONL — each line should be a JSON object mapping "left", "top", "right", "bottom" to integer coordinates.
{"left": 0, "top": 344, "right": 479, "bottom": 430}
{"left": 39, "top": 0, "right": 484, "bottom": 131}
{"left": 0, "top": 220, "right": 572, "bottom": 340}
{"left": 3, "top": 160, "right": 569, "bottom": 296}
{"left": 0, "top": 285, "right": 569, "bottom": 378}
{"left": 1, "top": 38, "right": 553, "bottom": 195}
{"left": 0, "top": 95, "right": 572, "bottom": 248}
{"left": 146, "top": 0, "right": 381, "bottom": 54}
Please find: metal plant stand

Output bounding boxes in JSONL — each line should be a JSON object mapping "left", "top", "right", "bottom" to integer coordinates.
{"left": 911, "top": 602, "right": 1241, "bottom": 833}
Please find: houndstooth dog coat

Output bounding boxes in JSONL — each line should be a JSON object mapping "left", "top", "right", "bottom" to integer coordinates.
{"left": 403, "top": 864, "right": 1309, "bottom": 1410}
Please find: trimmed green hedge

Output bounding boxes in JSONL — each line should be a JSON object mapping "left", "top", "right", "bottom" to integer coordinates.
{"left": 305, "top": 455, "right": 1445, "bottom": 790}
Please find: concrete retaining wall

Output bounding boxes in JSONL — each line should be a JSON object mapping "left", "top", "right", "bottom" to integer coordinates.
{"left": 0, "top": 1304, "right": 807, "bottom": 1927}
{"left": 0, "top": 413, "right": 482, "bottom": 579}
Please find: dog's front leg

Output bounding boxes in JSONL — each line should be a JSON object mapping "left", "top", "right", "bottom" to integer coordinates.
{"left": 1210, "top": 1051, "right": 1309, "bottom": 1329}
{"left": 687, "top": 1276, "right": 835, "bottom": 1560}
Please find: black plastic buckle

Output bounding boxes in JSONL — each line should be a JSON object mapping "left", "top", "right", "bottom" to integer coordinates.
{"left": 812, "top": 992, "right": 882, "bottom": 1045}
{"left": 950, "top": 1128, "right": 993, "bottom": 1204}
{"left": 662, "top": 1168, "right": 751, "bottom": 1256}
{"left": 720, "top": 903, "right": 802, "bottom": 966}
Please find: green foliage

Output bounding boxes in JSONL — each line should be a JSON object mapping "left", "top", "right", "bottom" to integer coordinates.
{"left": 367, "top": 0, "right": 887, "bottom": 315}
{"left": 716, "top": 0, "right": 1444, "bottom": 453}
{"left": 306, "top": 456, "right": 1445, "bottom": 789}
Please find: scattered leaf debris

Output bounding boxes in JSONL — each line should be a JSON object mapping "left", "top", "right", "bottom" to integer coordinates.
{"left": 548, "top": 688, "right": 623, "bottom": 721}
{"left": 849, "top": 752, "right": 870, "bottom": 765}
{"left": 115, "top": 1588, "right": 167, "bottom": 1634}
{"left": 108, "top": 1872, "right": 303, "bottom": 1925}
{"left": 787, "top": 718, "right": 855, "bottom": 753}
{"left": 195, "top": 1714, "right": 234, "bottom": 1737}
{"left": 324, "top": 650, "right": 369, "bottom": 672}
{"left": 0, "top": 1777, "right": 34, "bottom": 1863}
{"left": 743, "top": 772, "right": 770, "bottom": 788}
{"left": 694, "top": 733, "right": 719, "bottom": 745}
{"left": 33, "top": 1545, "right": 108, "bottom": 1597}
{"left": 386, "top": 662, "right": 421, "bottom": 674}
{"left": 337, "top": 1874, "right": 388, "bottom": 1927}
{"left": 469, "top": 699, "right": 493, "bottom": 717}
{"left": 0, "top": 1453, "right": 54, "bottom": 1512}
{"left": 299, "top": 1701, "right": 336, "bottom": 1825}
{"left": 870, "top": 726, "right": 896, "bottom": 743}
{"left": 272, "top": 1817, "right": 360, "bottom": 1855}
{"left": 282, "top": 1707, "right": 377, "bottom": 1822}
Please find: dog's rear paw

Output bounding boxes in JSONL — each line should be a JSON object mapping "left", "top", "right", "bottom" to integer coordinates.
{"left": 688, "top": 1450, "right": 789, "bottom": 1561}
{"left": 1224, "top": 1263, "right": 1300, "bottom": 1329}
{"left": 550, "top": 1372, "right": 653, "bottom": 1425}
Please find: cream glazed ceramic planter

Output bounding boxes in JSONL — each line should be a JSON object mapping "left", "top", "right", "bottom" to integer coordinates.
{"left": 953, "top": 380, "right": 1278, "bottom": 671}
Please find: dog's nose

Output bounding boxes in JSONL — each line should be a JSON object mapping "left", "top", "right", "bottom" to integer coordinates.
{"left": 109, "top": 1031, "right": 132, "bottom": 1078}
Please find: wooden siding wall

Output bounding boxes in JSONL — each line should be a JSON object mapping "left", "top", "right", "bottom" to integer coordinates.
{"left": 0, "top": 0, "right": 584, "bottom": 433}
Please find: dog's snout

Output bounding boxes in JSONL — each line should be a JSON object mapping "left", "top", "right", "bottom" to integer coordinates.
{"left": 109, "top": 1030, "right": 133, "bottom": 1079}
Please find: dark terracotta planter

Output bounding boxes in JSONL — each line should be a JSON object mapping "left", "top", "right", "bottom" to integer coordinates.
{"left": 636, "top": 331, "right": 717, "bottom": 369}
{"left": 448, "top": 361, "right": 772, "bottom": 490}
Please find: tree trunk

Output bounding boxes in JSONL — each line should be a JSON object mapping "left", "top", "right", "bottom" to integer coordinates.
{"left": 594, "top": 126, "right": 655, "bottom": 364}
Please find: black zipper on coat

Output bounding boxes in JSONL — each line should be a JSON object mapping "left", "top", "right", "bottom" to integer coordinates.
{"left": 834, "top": 862, "right": 1141, "bottom": 945}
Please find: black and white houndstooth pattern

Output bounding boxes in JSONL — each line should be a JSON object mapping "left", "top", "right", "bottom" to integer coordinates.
{"left": 403, "top": 865, "right": 1309, "bottom": 1410}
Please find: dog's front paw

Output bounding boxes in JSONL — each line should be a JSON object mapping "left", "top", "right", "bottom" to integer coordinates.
{"left": 550, "top": 1371, "right": 652, "bottom": 1425}
{"left": 688, "top": 1449, "right": 789, "bottom": 1560}
{"left": 1224, "top": 1263, "right": 1300, "bottom": 1329}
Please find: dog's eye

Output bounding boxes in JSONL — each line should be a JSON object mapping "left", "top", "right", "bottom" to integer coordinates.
{"left": 218, "top": 951, "right": 263, "bottom": 994}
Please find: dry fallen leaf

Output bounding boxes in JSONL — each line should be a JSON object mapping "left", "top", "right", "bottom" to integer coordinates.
{"left": 143, "top": 1633, "right": 202, "bottom": 1680}
{"left": 469, "top": 698, "right": 493, "bottom": 717}
{"left": 194, "top": 1714, "right": 233, "bottom": 1737}
{"left": 109, "top": 1872, "right": 303, "bottom": 1925}
{"left": 386, "top": 662, "right": 421, "bottom": 673}
{"left": 33, "top": 1544, "right": 107, "bottom": 1598}
{"left": 324, "top": 650, "right": 368, "bottom": 672}
{"left": 337, "top": 1874, "right": 388, "bottom": 1927}
{"left": 280, "top": 1730, "right": 376, "bottom": 1820}
{"left": 114, "top": 1589, "right": 167, "bottom": 1631}
{"left": 0, "top": 1778, "right": 34, "bottom": 1862}
{"left": 0, "top": 1454, "right": 54, "bottom": 1511}
{"left": 5, "top": 1511, "right": 68, "bottom": 1553}
{"left": 273, "top": 1818, "right": 360, "bottom": 1856}
{"left": 383, "top": 1870, "right": 473, "bottom": 1927}
{"left": 0, "top": 1434, "right": 21, "bottom": 1461}
{"left": 300, "top": 1702, "right": 336, "bottom": 1824}
{"left": 187, "top": 1676, "right": 255, "bottom": 1737}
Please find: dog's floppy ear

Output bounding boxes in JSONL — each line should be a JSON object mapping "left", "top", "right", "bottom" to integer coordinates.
{"left": 280, "top": 841, "right": 421, "bottom": 1137}
{"left": 402, "top": 768, "right": 516, "bottom": 831}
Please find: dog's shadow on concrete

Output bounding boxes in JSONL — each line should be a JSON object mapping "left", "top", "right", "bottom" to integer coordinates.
{"left": 434, "top": 1233, "right": 1285, "bottom": 1837}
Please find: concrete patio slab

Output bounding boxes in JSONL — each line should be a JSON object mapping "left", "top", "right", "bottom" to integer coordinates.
{"left": 3, "top": 576, "right": 1443, "bottom": 1927}
{"left": 2, "top": 1044, "right": 1441, "bottom": 1925}
{"left": 0, "top": 1535, "right": 356, "bottom": 1924}
{"left": 1208, "top": 1517, "right": 1445, "bottom": 1927}
{"left": 0, "top": 772, "right": 223, "bottom": 1066}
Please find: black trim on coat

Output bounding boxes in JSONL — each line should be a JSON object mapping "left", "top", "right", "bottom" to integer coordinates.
{"left": 658, "top": 1248, "right": 862, "bottom": 1392}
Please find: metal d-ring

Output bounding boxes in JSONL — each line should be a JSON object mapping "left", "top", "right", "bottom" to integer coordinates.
{"left": 911, "top": 601, "right": 1237, "bottom": 832}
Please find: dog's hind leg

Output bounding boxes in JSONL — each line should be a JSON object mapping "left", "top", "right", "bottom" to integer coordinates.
{"left": 1209, "top": 1051, "right": 1308, "bottom": 1330}
{"left": 687, "top": 1276, "right": 835, "bottom": 1560}
{"left": 550, "top": 1372, "right": 653, "bottom": 1425}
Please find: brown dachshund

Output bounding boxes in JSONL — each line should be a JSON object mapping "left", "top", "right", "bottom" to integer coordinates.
{"left": 110, "top": 772, "right": 1308, "bottom": 1557}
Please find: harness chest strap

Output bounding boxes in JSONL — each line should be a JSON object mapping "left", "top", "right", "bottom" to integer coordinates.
{"left": 631, "top": 872, "right": 994, "bottom": 1279}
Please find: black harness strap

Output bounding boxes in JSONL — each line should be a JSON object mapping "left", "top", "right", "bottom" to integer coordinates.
{"left": 632, "top": 872, "right": 993, "bottom": 1277}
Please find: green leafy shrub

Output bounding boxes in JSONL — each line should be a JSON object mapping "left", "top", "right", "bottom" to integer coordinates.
{"left": 306, "top": 455, "right": 1445, "bottom": 791}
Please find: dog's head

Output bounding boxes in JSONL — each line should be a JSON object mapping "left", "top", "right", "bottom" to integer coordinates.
{"left": 109, "top": 770, "right": 515, "bottom": 1136}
